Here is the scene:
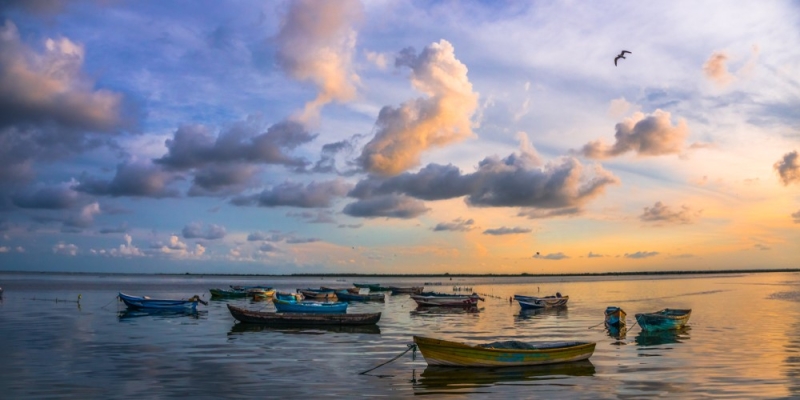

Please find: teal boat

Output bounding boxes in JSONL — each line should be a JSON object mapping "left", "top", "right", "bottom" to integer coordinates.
{"left": 272, "top": 298, "right": 348, "bottom": 314}
{"left": 209, "top": 288, "right": 248, "bottom": 298}
{"left": 635, "top": 308, "right": 691, "bottom": 331}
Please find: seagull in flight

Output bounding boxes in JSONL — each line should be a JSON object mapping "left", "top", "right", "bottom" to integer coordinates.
{"left": 614, "top": 50, "right": 631, "bottom": 66}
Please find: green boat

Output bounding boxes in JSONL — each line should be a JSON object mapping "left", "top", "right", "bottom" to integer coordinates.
{"left": 209, "top": 288, "right": 248, "bottom": 298}
{"left": 634, "top": 308, "right": 691, "bottom": 331}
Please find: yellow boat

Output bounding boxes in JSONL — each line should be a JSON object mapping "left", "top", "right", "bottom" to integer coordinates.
{"left": 413, "top": 336, "right": 595, "bottom": 367}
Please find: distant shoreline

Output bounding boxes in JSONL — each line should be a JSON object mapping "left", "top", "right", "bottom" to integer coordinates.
{"left": 2, "top": 268, "right": 799, "bottom": 277}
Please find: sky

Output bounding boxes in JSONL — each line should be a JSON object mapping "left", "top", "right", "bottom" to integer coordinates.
{"left": 0, "top": 0, "right": 798, "bottom": 275}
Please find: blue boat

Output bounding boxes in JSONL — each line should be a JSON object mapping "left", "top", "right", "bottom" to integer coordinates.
{"left": 275, "top": 292, "right": 304, "bottom": 302}
{"left": 273, "top": 298, "right": 347, "bottom": 314}
{"left": 604, "top": 306, "right": 626, "bottom": 327}
{"left": 118, "top": 292, "right": 206, "bottom": 311}
{"left": 635, "top": 308, "right": 691, "bottom": 331}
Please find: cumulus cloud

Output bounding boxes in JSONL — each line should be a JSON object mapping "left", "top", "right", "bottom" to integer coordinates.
{"left": 347, "top": 148, "right": 618, "bottom": 218}
{"left": 187, "top": 163, "right": 260, "bottom": 196}
{"left": 625, "top": 251, "right": 659, "bottom": 259}
{"left": 182, "top": 222, "right": 226, "bottom": 240}
{"left": 433, "top": 218, "right": 474, "bottom": 232}
{"left": 774, "top": 151, "right": 800, "bottom": 186}
{"left": 703, "top": 51, "right": 735, "bottom": 88}
{"left": 108, "top": 234, "right": 144, "bottom": 257}
{"left": 11, "top": 184, "right": 80, "bottom": 209}
{"left": 533, "top": 252, "right": 569, "bottom": 260}
{"left": 53, "top": 242, "right": 78, "bottom": 255}
{"left": 231, "top": 179, "right": 352, "bottom": 208}
{"left": 342, "top": 194, "right": 429, "bottom": 219}
{"left": 792, "top": 210, "right": 800, "bottom": 224}
{"left": 0, "top": 20, "right": 131, "bottom": 188}
{"left": 587, "top": 252, "right": 604, "bottom": 258}
{"left": 576, "top": 110, "right": 689, "bottom": 159}
{"left": 483, "top": 226, "right": 531, "bottom": 235}
{"left": 75, "top": 160, "right": 180, "bottom": 198}
{"left": 275, "top": 0, "right": 363, "bottom": 124}
{"left": 259, "top": 243, "right": 279, "bottom": 253}
{"left": 357, "top": 40, "right": 479, "bottom": 176}
{"left": 640, "top": 201, "right": 700, "bottom": 224}
{"left": 64, "top": 202, "right": 100, "bottom": 229}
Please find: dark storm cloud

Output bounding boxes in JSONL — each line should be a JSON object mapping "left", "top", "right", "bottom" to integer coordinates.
{"left": 433, "top": 218, "right": 474, "bottom": 232}
{"left": 625, "top": 251, "right": 659, "bottom": 259}
{"left": 774, "top": 151, "right": 800, "bottom": 186}
{"left": 347, "top": 151, "right": 618, "bottom": 217}
{"left": 342, "top": 194, "right": 429, "bottom": 219}
{"left": 576, "top": 110, "right": 688, "bottom": 159}
{"left": 182, "top": 222, "right": 226, "bottom": 240}
{"left": 11, "top": 185, "right": 80, "bottom": 209}
{"left": 640, "top": 201, "right": 700, "bottom": 224}
{"left": 75, "top": 161, "right": 180, "bottom": 198}
{"left": 231, "top": 179, "right": 352, "bottom": 208}
{"left": 155, "top": 118, "right": 315, "bottom": 171}
{"left": 483, "top": 226, "right": 531, "bottom": 235}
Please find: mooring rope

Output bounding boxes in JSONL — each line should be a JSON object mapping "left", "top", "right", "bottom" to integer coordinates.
{"left": 358, "top": 344, "right": 417, "bottom": 376}
{"left": 24, "top": 294, "right": 82, "bottom": 304}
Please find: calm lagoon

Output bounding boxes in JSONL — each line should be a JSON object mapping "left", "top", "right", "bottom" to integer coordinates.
{"left": 1, "top": 271, "right": 799, "bottom": 398}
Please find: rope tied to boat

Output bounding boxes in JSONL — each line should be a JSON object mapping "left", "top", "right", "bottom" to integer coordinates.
{"left": 358, "top": 344, "right": 417, "bottom": 376}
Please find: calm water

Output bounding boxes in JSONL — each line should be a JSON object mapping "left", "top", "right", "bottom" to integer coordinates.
{"left": 1, "top": 272, "right": 799, "bottom": 399}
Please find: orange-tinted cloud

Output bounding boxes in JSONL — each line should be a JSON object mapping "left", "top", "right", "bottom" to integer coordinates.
{"left": 576, "top": 110, "right": 689, "bottom": 159}
{"left": 774, "top": 151, "right": 800, "bottom": 186}
{"left": 703, "top": 51, "right": 734, "bottom": 88}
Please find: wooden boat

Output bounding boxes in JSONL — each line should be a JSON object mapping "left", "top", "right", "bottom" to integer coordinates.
{"left": 635, "top": 309, "right": 691, "bottom": 331}
{"left": 514, "top": 293, "right": 569, "bottom": 309}
{"left": 227, "top": 304, "right": 380, "bottom": 326}
{"left": 118, "top": 292, "right": 206, "bottom": 311}
{"left": 388, "top": 286, "right": 424, "bottom": 295}
{"left": 248, "top": 288, "right": 275, "bottom": 300}
{"left": 413, "top": 336, "right": 596, "bottom": 367}
{"left": 353, "top": 282, "right": 379, "bottom": 288}
{"left": 353, "top": 283, "right": 390, "bottom": 291}
{"left": 411, "top": 292, "right": 484, "bottom": 307}
{"left": 604, "top": 306, "right": 626, "bottom": 327}
{"left": 231, "top": 285, "right": 273, "bottom": 291}
{"left": 334, "top": 290, "right": 385, "bottom": 302}
{"left": 209, "top": 288, "right": 248, "bottom": 298}
{"left": 297, "top": 288, "right": 337, "bottom": 300}
{"left": 274, "top": 292, "right": 304, "bottom": 302}
{"left": 272, "top": 298, "right": 347, "bottom": 314}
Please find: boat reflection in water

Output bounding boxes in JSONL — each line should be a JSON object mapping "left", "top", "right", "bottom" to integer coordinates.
{"left": 635, "top": 326, "right": 691, "bottom": 346}
{"left": 607, "top": 324, "right": 628, "bottom": 341}
{"left": 228, "top": 322, "right": 381, "bottom": 335}
{"left": 413, "top": 360, "right": 595, "bottom": 391}
{"left": 410, "top": 305, "right": 480, "bottom": 317}
{"left": 515, "top": 306, "right": 568, "bottom": 320}
{"left": 117, "top": 309, "right": 204, "bottom": 321}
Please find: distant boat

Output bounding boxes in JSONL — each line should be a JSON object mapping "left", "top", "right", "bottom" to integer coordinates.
{"left": 248, "top": 288, "right": 275, "bottom": 300}
{"left": 413, "top": 336, "right": 596, "bottom": 367}
{"left": 353, "top": 283, "right": 390, "bottom": 292}
{"left": 118, "top": 292, "right": 206, "bottom": 311}
{"left": 227, "top": 304, "right": 380, "bottom": 326}
{"left": 297, "top": 288, "right": 338, "bottom": 300}
{"left": 411, "top": 292, "right": 484, "bottom": 307}
{"left": 209, "top": 288, "right": 248, "bottom": 298}
{"left": 388, "top": 286, "right": 424, "bottom": 295}
{"left": 514, "top": 293, "right": 569, "bottom": 309}
{"left": 274, "top": 292, "right": 304, "bottom": 302}
{"left": 635, "top": 309, "right": 691, "bottom": 331}
{"left": 334, "top": 290, "right": 386, "bottom": 302}
{"left": 272, "top": 298, "right": 347, "bottom": 314}
{"left": 604, "top": 306, "right": 626, "bottom": 327}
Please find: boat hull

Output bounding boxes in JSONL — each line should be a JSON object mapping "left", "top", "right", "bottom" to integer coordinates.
{"left": 118, "top": 292, "right": 200, "bottom": 311}
{"left": 515, "top": 295, "right": 569, "bottom": 309}
{"left": 209, "top": 288, "right": 247, "bottom": 298}
{"left": 273, "top": 298, "right": 347, "bottom": 314}
{"left": 604, "top": 306, "right": 626, "bottom": 327}
{"left": 411, "top": 293, "right": 484, "bottom": 307}
{"left": 635, "top": 309, "right": 691, "bottom": 331}
{"left": 388, "top": 286, "right": 424, "bottom": 294}
{"left": 335, "top": 290, "right": 385, "bottom": 302}
{"left": 227, "top": 304, "right": 380, "bottom": 326}
{"left": 413, "top": 336, "right": 596, "bottom": 367}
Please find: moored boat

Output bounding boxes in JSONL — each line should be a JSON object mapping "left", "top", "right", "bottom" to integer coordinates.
{"left": 413, "top": 336, "right": 596, "bottom": 367}
{"left": 248, "top": 288, "right": 275, "bottom": 300}
{"left": 388, "top": 286, "right": 424, "bottom": 295}
{"left": 274, "top": 292, "right": 304, "bottom": 302}
{"left": 514, "top": 293, "right": 569, "bottom": 309}
{"left": 635, "top": 308, "right": 691, "bottom": 331}
{"left": 118, "top": 292, "right": 206, "bottom": 311}
{"left": 209, "top": 288, "right": 248, "bottom": 298}
{"left": 272, "top": 298, "right": 347, "bottom": 314}
{"left": 227, "top": 304, "right": 380, "bottom": 326}
{"left": 297, "top": 288, "right": 338, "bottom": 300}
{"left": 334, "top": 290, "right": 385, "bottom": 302}
{"left": 411, "top": 292, "right": 484, "bottom": 307}
{"left": 604, "top": 306, "right": 626, "bottom": 327}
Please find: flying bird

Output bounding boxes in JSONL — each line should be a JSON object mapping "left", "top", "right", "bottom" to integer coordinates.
{"left": 614, "top": 50, "right": 631, "bottom": 66}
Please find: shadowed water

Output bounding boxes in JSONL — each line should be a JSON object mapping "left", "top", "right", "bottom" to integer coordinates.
{"left": 1, "top": 272, "right": 799, "bottom": 398}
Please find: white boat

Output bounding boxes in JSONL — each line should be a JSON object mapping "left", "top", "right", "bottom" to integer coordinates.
{"left": 514, "top": 293, "right": 569, "bottom": 309}
{"left": 411, "top": 292, "right": 484, "bottom": 307}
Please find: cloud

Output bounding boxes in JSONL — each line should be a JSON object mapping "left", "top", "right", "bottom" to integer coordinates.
{"left": 483, "top": 226, "right": 531, "bottom": 235}
{"left": 518, "top": 207, "right": 581, "bottom": 219}
{"left": 182, "top": 222, "right": 226, "bottom": 240}
{"left": 703, "top": 51, "right": 735, "bottom": 88}
{"left": 640, "top": 201, "right": 701, "bottom": 224}
{"left": 286, "top": 210, "right": 337, "bottom": 224}
{"left": 231, "top": 179, "right": 352, "bottom": 208}
{"left": 348, "top": 149, "right": 618, "bottom": 214}
{"left": 625, "top": 251, "right": 659, "bottom": 259}
{"left": 286, "top": 237, "right": 320, "bottom": 244}
{"left": 275, "top": 0, "right": 363, "bottom": 124}
{"left": 357, "top": 40, "right": 479, "bottom": 176}
{"left": 342, "top": 194, "right": 429, "bottom": 219}
{"left": 587, "top": 252, "right": 604, "bottom": 258}
{"left": 575, "top": 110, "right": 689, "bottom": 159}
{"left": 108, "top": 234, "right": 144, "bottom": 257}
{"left": 774, "top": 151, "right": 800, "bottom": 186}
{"left": 99, "top": 224, "right": 128, "bottom": 234}
{"left": 259, "top": 243, "right": 279, "bottom": 253}
{"left": 792, "top": 210, "right": 800, "bottom": 224}
{"left": 53, "top": 242, "right": 78, "bottom": 256}
{"left": 433, "top": 218, "right": 475, "bottom": 232}
{"left": 533, "top": 252, "right": 569, "bottom": 260}
{"left": 11, "top": 184, "right": 80, "bottom": 209}
{"left": 64, "top": 202, "right": 100, "bottom": 229}
{"left": 754, "top": 244, "right": 770, "bottom": 251}
{"left": 75, "top": 160, "right": 180, "bottom": 198}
